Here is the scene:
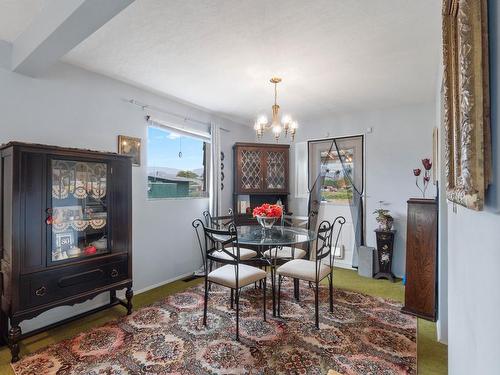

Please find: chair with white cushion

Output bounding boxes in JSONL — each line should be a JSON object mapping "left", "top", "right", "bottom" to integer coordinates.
{"left": 192, "top": 219, "right": 267, "bottom": 340}
{"left": 264, "top": 214, "right": 312, "bottom": 301}
{"left": 276, "top": 217, "right": 346, "bottom": 328}
{"left": 202, "top": 210, "right": 258, "bottom": 264}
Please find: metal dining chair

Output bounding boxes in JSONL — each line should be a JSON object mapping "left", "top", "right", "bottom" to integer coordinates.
{"left": 262, "top": 214, "right": 312, "bottom": 301}
{"left": 263, "top": 214, "right": 312, "bottom": 260}
{"left": 202, "top": 210, "right": 258, "bottom": 262}
{"left": 192, "top": 219, "right": 267, "bottom": 340}
{"left": 276, "top": 216, "right": 346, "bottom": 329}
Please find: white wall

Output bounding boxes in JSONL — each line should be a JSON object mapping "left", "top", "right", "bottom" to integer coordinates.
{"left": 0, "top": 50, "right": 253, "bottom": 331}
{"left": 447, "top": 1, "right": 500, "bottom": 373}
{"left": 279, "top": 103, "right": 437, "bottom": 278}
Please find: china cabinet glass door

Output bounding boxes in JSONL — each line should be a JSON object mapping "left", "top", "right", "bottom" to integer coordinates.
{"left": 265, "top": 150, "right": 286, "bottom": 190}
{"left": 49, "top": 159, "right": 109, "bottom": 262}
{"left": 240, "top": 148, "right": 263, "bottom": 191}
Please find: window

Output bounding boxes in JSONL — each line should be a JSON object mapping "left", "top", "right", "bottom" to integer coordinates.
{"left": 147, "top": 126, "right": 209, "bottom": 199}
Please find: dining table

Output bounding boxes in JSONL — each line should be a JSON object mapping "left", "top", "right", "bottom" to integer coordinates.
{"left": 236, "top": 225, "right": 317, "bottom": 316}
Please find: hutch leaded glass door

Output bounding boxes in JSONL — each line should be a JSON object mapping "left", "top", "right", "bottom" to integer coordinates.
{"left": 49, "top": 158, "right": 109, "bottom": 262}
{"left": 265, "top": 149, "right": 288, "bottom": 191}
{"left": 237, "top": 146, "right": 263, "bottom": 192}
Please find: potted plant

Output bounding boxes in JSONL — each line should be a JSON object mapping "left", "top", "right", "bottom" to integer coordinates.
{"left": 373, "top": 208, "right": 394, "bottom": 231}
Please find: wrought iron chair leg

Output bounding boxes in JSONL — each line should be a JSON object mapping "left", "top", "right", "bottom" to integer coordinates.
{"left": 235, "top": 288, "right": 240, "bottom": 341}
{"left": 263, "top": 276, "right": 267, "bottom": 322}
{"left": 315, "top": 280, "right": 320, "bottom": 329}
{"left": 230, "top": 288, "right": 234, "bottom": 309}
{"left": 208, "top": 260, "right": 214, "bottom": 291}
{"left": 271, "top": 267, "right": 276, "bottom": 317}
{"left": 277, "top": 275, "right": 283, "bottom": 317}
{"left": 203, "top": 276, "right": 209, "bottom": 326}
{"left": 329, "top": 274, "right": 334, "bottom": 313}
{"left": 294, "top": 278, "right": 300, "bottom": 301}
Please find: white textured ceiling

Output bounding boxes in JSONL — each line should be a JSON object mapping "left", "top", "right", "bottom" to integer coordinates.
{"left": 0, "top": 0, "right": 47, "bottom": 42}
{"left": 1, "top": 0, "right": 441, "bottom": 125}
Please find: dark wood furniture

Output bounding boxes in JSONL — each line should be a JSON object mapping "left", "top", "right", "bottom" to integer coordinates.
{"left": 402, "top": 198, "right": 438, "bottom": 321}
{"left": 374, "top": 229, "right": 396, "bottom": 282}
{"left": 233, "top": 143, "right": 289, "bottom": 225}
{"left": 0, "top": 142, "right": 133, "bottom": 362}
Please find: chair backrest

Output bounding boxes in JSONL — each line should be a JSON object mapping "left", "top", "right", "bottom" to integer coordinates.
{"left": 281, "top": 214, "right": 310, "bottom": 229}
{"left": 202, "top": 209, "right": 235, "bottom": 229}
{"left": 192, "top": 219, "right": 241, "bottom": 272}
{"left": 314, "top": 216, "right": 346, "bottom": 270}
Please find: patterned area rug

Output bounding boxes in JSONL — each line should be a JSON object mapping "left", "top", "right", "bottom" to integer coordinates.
{"left": 12, "top": 280, "right": 416, "bottom": 374}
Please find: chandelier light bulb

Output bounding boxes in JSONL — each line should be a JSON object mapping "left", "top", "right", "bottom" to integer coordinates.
{"left": 282, "top": 114, "right": 292, "bottom": 124}
{"left": 257, "top": 115, "right": 268, "bottom": 125}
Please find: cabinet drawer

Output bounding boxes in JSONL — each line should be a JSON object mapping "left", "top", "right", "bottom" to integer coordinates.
{"left": 20, "top": 256, "right": 128, "bottom": 309}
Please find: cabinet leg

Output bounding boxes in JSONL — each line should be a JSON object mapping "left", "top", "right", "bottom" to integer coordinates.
{"left": 8, "top": 325, "right": 21, "bottom": 363}
{"left": 125, "top": 287, "right": 133, "bottom": 315}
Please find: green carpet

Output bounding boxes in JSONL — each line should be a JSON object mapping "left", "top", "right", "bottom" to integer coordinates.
{"left": 0, "top": 268, "right": 447, "bottom": 374}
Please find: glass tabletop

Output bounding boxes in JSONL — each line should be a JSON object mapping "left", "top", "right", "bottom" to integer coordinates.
{"left": 237, "top": 225, "right": 317, "bottom": 246}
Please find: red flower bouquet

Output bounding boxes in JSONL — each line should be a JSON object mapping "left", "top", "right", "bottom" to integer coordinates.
{"left": 252, "top": 203, "right": 283, "bottom": 218}
{"left": 252, "top": 203, "right": 283, "bottom": 229}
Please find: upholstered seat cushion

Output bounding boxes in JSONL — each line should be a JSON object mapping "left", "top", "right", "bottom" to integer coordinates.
{"left": 264, "top": 247, "right": 306, "bottom": 259}
{"left": 276, "top": 259, "right": 332, "bottom": 282}
{"left": 208, "top": 264, "right": 267, "bottom": 288}
{"left": 211, "top": 247, "right": 257, "bottom": 261}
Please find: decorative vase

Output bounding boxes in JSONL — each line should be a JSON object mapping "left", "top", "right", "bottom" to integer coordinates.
{"left": 383, "top": 219, "right": 394, "bottom": 231}
{"left": 256, "top": 216, "right": 277, "bottom": 229}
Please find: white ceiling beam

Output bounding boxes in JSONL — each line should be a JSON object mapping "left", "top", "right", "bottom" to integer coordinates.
{"left": 11, "top": 0, "right": 134, "bottom": 77}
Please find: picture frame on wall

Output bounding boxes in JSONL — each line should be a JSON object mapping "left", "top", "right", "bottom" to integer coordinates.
{"left": 442, "top": 0, "right": 491, "bottom": 210}
{"left": 118, "top": 135, "right": 141, "bottom": 166}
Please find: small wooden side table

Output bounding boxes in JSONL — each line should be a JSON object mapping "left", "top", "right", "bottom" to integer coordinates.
{"left": 374, "top": 229, "right": 396, "bottom": 282}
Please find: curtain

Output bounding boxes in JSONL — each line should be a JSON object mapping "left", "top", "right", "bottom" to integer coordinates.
{"left": 333, "top": 137, "right": 364, "bottom": 267}
{"left": 209, "top": 122, "right": 221, "bottom": 217}
{"left": 307, "top": 136, "right": 364, "bottom": 268}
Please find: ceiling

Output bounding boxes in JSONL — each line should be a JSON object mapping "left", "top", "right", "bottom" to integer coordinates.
{"left": 0, "top": 0, "right": 442, "bottom": 125}
{"left": 0, "top": 0, "right": 47, "bottom": 42}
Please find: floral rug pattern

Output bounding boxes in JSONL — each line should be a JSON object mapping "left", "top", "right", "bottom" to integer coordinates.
{"left": 12, "top": 280, "right": 416, "bottom": 374}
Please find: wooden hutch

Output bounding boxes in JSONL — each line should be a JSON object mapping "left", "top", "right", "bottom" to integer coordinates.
{"left": 233, "top": 142, "right": 290, "bottom": 224}
{"left": 402, "top": 198, "right": 438, "bottom": 321}
{"left": 0, "top": 142, "right": 133, "bottom": 362}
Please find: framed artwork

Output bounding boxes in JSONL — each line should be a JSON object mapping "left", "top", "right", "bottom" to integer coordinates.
{"left": 432, "top": 127, "right": 439, "bottom": 184}
{"left": 118, "top": 135, "right": 141, "bottom": 166}
{"left": 442, "top": 0, "right": 491, "bottom": 211}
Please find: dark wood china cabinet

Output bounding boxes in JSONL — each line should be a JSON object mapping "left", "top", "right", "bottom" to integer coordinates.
{"left": 233, "top": 143, "right": 290, "bottom": 224}
{"left": 0, "top": 142, "right": 133, "bottom": 362}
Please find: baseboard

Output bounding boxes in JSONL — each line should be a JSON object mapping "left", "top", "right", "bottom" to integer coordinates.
{"left": 116, "top": 270, "right": 197, "bottom": 299}
{"left": 334, "top": 262, "right": 356, "bottom": 270}
{"left": 134, "top": 271, "right": 197, "bottom": 295}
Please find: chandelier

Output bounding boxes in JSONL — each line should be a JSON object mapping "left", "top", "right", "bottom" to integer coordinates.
{"left": 254, "top": 77, "right": 298, "bottom": 141}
